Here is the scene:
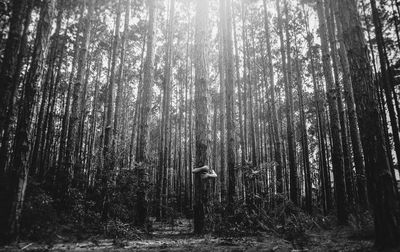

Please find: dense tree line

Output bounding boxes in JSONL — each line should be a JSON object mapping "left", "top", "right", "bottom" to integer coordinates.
{"left": 0, "top": 0, "right": 400, "bottom": 249}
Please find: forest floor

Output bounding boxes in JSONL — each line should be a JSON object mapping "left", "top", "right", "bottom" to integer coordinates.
{"left": 0, "top": 218, "right": 388, "bottom": 251}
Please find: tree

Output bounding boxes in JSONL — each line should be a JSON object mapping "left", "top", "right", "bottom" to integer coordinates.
{"left": 338, "top": 0, "right": 400, "bottom": 247}
{"left": 263, "top": 0, "right": 283, "bottom": 196}
{"left": 283, "top": 0, "right": 298, "bottom": 205}
{"left": 193, "top": 0, "right": 209, "bottom": 234}
{"left": 30, "top": 1, "right": 64, "bottom": 178}
{"left": 0, "top": 0, "right": 33, "bottom": 176}
{"left": 370, "top": 0, "right": 400, "bottom": 171}
{"left": 316, "top": 0, "right": 347, "bottom": 223}
{"left": 218, "top": 0, "right": 227, "bottom": 200}
{"left": 294, "top": 45, "right": 312, "bottom": 213}
{"left": 114, "top": 0, "right": 131, "bottom": 152}
{"left": 325, "top": 0, "right": 354, "bottom": 206}
{"left": 304, "top": 10, "right": 332, "bottom": 213}
{"left": 222, "top": 0, "right": 236, "bottom": 207}
{"left": 0, "top": 0, "right": 28, "bottom": 140}
{"left": 157, "top": 0, "right": 175, "bottom": 219}
{"left": 136, "top": 0, "right": 156, "bottom": 227}
{"left": 5, "top": 0, "right": 55, "bottom": 241}
{"left": 332, "top": 0, "right": 368, "bottom": 209}
{"left": 65, "top": 0, "right": 93, "bottom": 189}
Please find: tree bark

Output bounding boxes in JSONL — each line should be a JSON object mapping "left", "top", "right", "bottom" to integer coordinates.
{"left": 325, "top": 0, "right": 355, "bottom": 206}
{"left": 283, "top": 0, "right": 298, "bottom": 205}
{"left": 6, "top": 0, "right": 55, "bottom": 241}
{"left": 65, "top": 0, "right": 93, "bottom": 190}
{"left": 370, "top": 0, "right": 400, "bottom": 171}
{"left": 332, "top": 0, "right": 368, "bottom": 209}
{"left": 0, "top": 0, "right": 28, "bottom": 139}
{"left": 193, "top": 0, "right": 209, "bottom": 234}
{"left": 263, "top": 0, "right": 283, "bottom": 195}
{"left": 114, "top": 0, "right": 131, "bottom": 150}
{"left": 338, "top": 0, "right": 400, "bottom": 247}
{"left": 317, "top": 0, "right": 348, "bottom": 224}
{"left": 135, "top": 0, "right": 156, "bottom": 228}
{"left": 222, "top": 0, "right": 236, "bottom": 207}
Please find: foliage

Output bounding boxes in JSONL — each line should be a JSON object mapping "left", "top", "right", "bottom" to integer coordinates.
{"left": 109, "top": 169, "right": 138, "bottom": 223}
{"left": 21, "top": 180, "right": 58, "bottom": 241}
{"left": 105, "top": 218, "right": 142, "bottom": 240}
{"left": 209, "top": 187, "right": 331, "bottom": 249}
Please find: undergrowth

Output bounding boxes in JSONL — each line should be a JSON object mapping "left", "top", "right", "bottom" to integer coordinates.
{"left": 19, "top": 171, "right": 145, "bottom": 242}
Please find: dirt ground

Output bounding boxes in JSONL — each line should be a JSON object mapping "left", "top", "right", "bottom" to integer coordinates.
{"left": 0, "top": 219, "right": 386, "bottom": 251}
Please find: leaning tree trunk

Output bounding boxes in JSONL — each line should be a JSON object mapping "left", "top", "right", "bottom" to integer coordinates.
{"left": 30, "top": 2, "right": 64, "bottom": 178}
{"left": 0, "top": 0, "right": 27, "bottom": 139}
{"left": 338, "top": 0, "right": 400, "bottom": 247}
{"left": 6, "top": 0, "right": 55, "bottom": 241}
{"left": 65, "top": 0, "right": 93, "bottom": 191}
{"left": 331, "top": 0, "right": 368, "bottom": 209}
{"left": 0, "top": 0, "right": 33, "bottom": 177}
{"left": 370, "top": 0, "right": 400, "bottom": 171}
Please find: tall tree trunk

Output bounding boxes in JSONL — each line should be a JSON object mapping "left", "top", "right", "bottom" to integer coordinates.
{"left": 0, "top": 0, "right": 33, "bottom": 176}
{"left": 232, "top": 4, "right": 245, "bottom": 167}
{"left": 218, "top": 0, "right": 226, "bottom": 201}
{"left": 0, "top": 0, "right": 27, "bottom": 138}
{"left": 263, "top": 0, "right": 283, "bottom": 195}
{"left": 65, "top": 0, "right": 93, "bottom": 190}
{"left": 114, "top": 0, "right": 131, "bottom": 152}
{"left": 101, "top": 0, "right": 122, "bottom": 220}
{"left": 283, "top": 0, "right": 298, "bottom": 205}
{"left": 295, "top": 47, "right": 312, "bottom": 213}
{"left": 248, "top": 27, "right": 257, "bottom": 168}
{"left": 88, "top": 59, "right": 101, "bottom": 188}
{"left": 222, "top": 0, "right": 236, "bottom": 207}
{"left": 188, "top": 55, "right": 194, "bottom": 211}
{"left": 305, "top": 12, "right": 332, "bottom": 212}
{"left": 325, "top": 0, "right": 354, "bottom": 206}
{"left": 370, "top": 0, "right": 400, "bottom": 169}
{"left": 129, "top": 34, "right": 146, "bottom": 168}
{"left": 104, "top": 0, "right": 121, "bottom": 168}
{"left": 316, "top": 0, "right": 348, "bottom": 224}
{"left": 135, "top": 0, "right": 156, "bottom": 228}
{"left": 332, "top": 0, "right": 368, "bottom": 209}
{"left": 6, "top": 0, "right": 55, "bottom": 241}
{"left": 31, "top": 3, "right": 64, "bottom": 177}
{"left": 57, "top": 11, "right": 82, "bottom": 190}
{"left": 183, "top": 8, "right": 191, "bottom": 214}
{"left": 276, "top": 0, "right": 290, "bottom": 196}
{"left": 241, "top": 3, "right": 248, "bottom": 162}
{"left": 338, "top": 0, "right": 400, "bottom": 247}
{"left": 157, "top": 0, "right": 175, "bottom": 218}
{"left": 193, "top": 0, "right": 209, "bottom": 234}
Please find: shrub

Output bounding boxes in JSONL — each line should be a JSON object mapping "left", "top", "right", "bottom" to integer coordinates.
{"left": 21, "top": 180, "right": 58, "bottom": 241}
